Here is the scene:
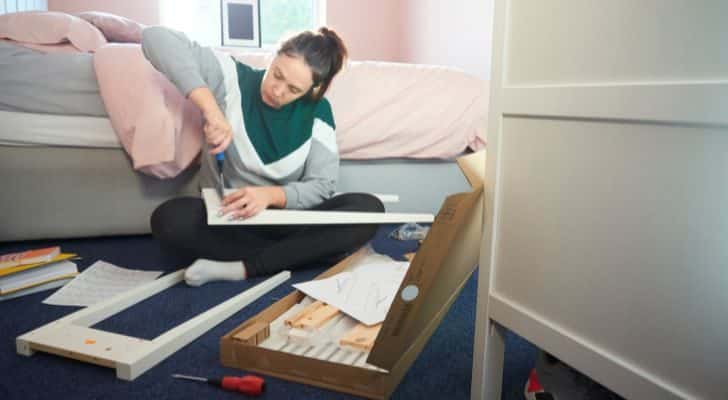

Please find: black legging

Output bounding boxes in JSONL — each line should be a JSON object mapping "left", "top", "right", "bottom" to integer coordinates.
{"left": 150, "top": 193, "right": 384, "bottom": 277}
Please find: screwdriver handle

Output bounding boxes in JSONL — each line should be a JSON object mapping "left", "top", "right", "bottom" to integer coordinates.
{"left": 220, "top": 375, "right": 265, "bottom": 396}
{"left": 215, "top": 152, "right": 225, "bottom": 175}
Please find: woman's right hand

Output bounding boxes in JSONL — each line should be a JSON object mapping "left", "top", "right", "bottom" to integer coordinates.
{"left": 203, "top": 109, "right": 233, "bottom": 154}
{"left": 188, "top": 87, "right": 233, "bottom": 154}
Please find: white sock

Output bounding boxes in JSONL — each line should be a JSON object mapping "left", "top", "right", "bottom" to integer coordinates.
{"left": 184, "top": 258, "right": 247, "bottom": 287}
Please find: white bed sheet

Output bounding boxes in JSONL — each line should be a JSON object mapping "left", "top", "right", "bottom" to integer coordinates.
{"left": 0, "top": 110, "right": 120, "bottom": 148}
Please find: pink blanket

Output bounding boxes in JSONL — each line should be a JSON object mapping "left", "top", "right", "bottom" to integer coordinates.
{"left": 327, "top": 61, "right": 488, "bottom": 159}
{"left": 93, "top": 43, "right": 203, "bottom": 178}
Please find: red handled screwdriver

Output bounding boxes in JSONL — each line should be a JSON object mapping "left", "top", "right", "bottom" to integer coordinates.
{"left": 172, "top": 373, "right": 265, "bottom": 396}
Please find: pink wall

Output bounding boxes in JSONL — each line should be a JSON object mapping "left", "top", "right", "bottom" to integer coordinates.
{"left": 326, "top": 0, "right": 404, "bottom": 62}
{"left": 46, "top": 0, "right": 493, "bottom": 78}
{"left": 400, "top": 0, "right": 493, "bottom": 80}
{"left": 46, "top": 0, "right": 404, "bottom": 61}
{"left": 328, "top": 0, "right": 493, "bottom": 78}
{"left": 47, "top": 0, "right": 159, "bottom": 25}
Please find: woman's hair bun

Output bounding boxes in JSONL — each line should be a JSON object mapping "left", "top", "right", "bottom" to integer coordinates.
{"left": 278, "top": 27, "right": 348, "bottom": 101}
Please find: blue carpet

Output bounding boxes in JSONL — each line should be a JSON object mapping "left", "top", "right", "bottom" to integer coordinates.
{"left": 0, "top": 225, "right": 620, "bottom": 399}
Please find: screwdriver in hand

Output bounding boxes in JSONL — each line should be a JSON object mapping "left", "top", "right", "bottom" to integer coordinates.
{"left": 215, "top": 152, "right": 225, "bottom": 201}
{"left": 172, "top": 373, "right": 265, "bottom": 396}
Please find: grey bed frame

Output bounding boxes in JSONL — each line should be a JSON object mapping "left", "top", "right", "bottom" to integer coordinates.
{"left": 0, "top": 145, "right": 469, "bottom": 242}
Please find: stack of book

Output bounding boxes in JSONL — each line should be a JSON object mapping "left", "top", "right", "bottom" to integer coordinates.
{"left": 0, "top": 246, "right": 78, "bottom": 301}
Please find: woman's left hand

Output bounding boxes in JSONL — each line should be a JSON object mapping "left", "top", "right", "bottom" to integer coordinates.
{"left": 220, "top": 186, "right": 286, "bottom": 219}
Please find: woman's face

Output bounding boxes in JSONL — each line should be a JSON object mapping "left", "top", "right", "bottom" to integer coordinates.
{"left": 261, "top": 53, "right": 315, "bottom": 109}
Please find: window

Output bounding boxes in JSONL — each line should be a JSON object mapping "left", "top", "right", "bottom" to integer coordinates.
{"left": 160, "top": 0, "right": 324, "bottom": 48}
{"left": 260, "top": 0, "right": 318, "bottom": 47}
{"left": 159, "top": 0, "right": 220, "bottom": 46}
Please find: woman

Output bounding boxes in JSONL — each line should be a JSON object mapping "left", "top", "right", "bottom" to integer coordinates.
{"left": 141, "top": 26, "right": 383, "bottom": 286}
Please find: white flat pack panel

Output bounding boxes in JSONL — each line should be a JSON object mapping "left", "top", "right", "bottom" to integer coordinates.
{"left": 202, "top": 189, "right": 434, "bottom": 225}
{"left": 17, "top": 270, "right": 290, "bottom": 380}
{"left": 505, "top": 1, "right": 728, "bottom": 85}
{"left": 492, "top": 116, "right": 728, "bottom": 399}
{"left": 472, "top": 0, "right": 728, "bottom": 399}
{"left": 501, "top": 83, "right": 728, "bottom": 126}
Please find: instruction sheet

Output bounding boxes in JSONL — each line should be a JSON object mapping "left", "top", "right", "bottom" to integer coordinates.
{"left": 43, "top": 261, "right": 163, "bottom": 307}
{"left": 293, "top": 260, "right": 410, "bottom": 325}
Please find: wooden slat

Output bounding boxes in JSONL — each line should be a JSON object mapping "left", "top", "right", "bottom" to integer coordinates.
{"left": 339, "top": 323, "right": 382, "bottom": 351}
{"left": 232, "top": 321, "right": 270, "bottom": 346}
{"left": 297, "top": 304, "right": 339, "bottom": 329}
{"left": 284, "top": 301, "right": 340, "bottom": 329}
{"left": 284, "top": 300, "right": 324, "bottom": 327}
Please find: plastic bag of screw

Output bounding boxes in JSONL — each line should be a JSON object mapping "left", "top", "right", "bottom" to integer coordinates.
{"left": 389, "top": 222, "right": 430, "bottom": 241}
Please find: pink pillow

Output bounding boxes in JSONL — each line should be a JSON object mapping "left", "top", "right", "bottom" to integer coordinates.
{"left": 0, "top": 11, "right": 107, "bottom": 52}
{"left": 76, "top": 11, "right": 145, "bottom": 43}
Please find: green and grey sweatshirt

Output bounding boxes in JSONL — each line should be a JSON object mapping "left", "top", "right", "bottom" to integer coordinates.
{"left": 141, "top": 26, "right": 338, "bottom": 209}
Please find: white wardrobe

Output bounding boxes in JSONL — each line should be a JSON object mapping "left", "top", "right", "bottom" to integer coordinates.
{"left": 472, "top": 1, "right": 728, "bottom": 399}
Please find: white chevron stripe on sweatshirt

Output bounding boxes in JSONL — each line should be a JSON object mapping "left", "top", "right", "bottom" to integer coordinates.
{"left": 213, "top": 51, "right": 314, "bottom": 180}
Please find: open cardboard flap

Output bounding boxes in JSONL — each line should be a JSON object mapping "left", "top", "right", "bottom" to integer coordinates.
{"left": 367, "top": 150, "right": 485, "bottom": 370}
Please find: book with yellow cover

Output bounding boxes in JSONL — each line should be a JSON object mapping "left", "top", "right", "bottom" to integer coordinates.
{"left": 0, "top": 246, "right": 60, "bottom": 269}
{"left": 0, "top": 253, "right": 77, "bottom": 278}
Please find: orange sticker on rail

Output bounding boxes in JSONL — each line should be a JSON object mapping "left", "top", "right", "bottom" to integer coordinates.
{"left": 84, "top": 339, "right": 96, "bottom": 345}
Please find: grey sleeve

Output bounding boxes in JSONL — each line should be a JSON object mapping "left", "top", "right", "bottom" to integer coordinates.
{"left": 140, "top": 26, "right": 225, "bottom": 105}
{"left": 282, "top": 135, "right": 339, "bottom": 210}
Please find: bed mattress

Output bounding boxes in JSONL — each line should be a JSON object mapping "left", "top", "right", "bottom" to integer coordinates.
{"left": 0, "top": 40, "right": 107, "bottom": 117}
{"left": 0, "top": 110, "right": 120, "bottom": 147}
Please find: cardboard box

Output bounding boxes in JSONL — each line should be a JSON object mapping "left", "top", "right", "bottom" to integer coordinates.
{"left": 220, "top": 151, "right": 486, "bottom": 399}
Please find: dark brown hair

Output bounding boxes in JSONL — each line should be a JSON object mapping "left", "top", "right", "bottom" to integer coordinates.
{"left": 277, "top": 27, "right": 348, "bottom": 101}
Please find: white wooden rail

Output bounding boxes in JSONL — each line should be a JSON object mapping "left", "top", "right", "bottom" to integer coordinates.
{"left": 17, "top": 270, "right": 290, "bottom": 380}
